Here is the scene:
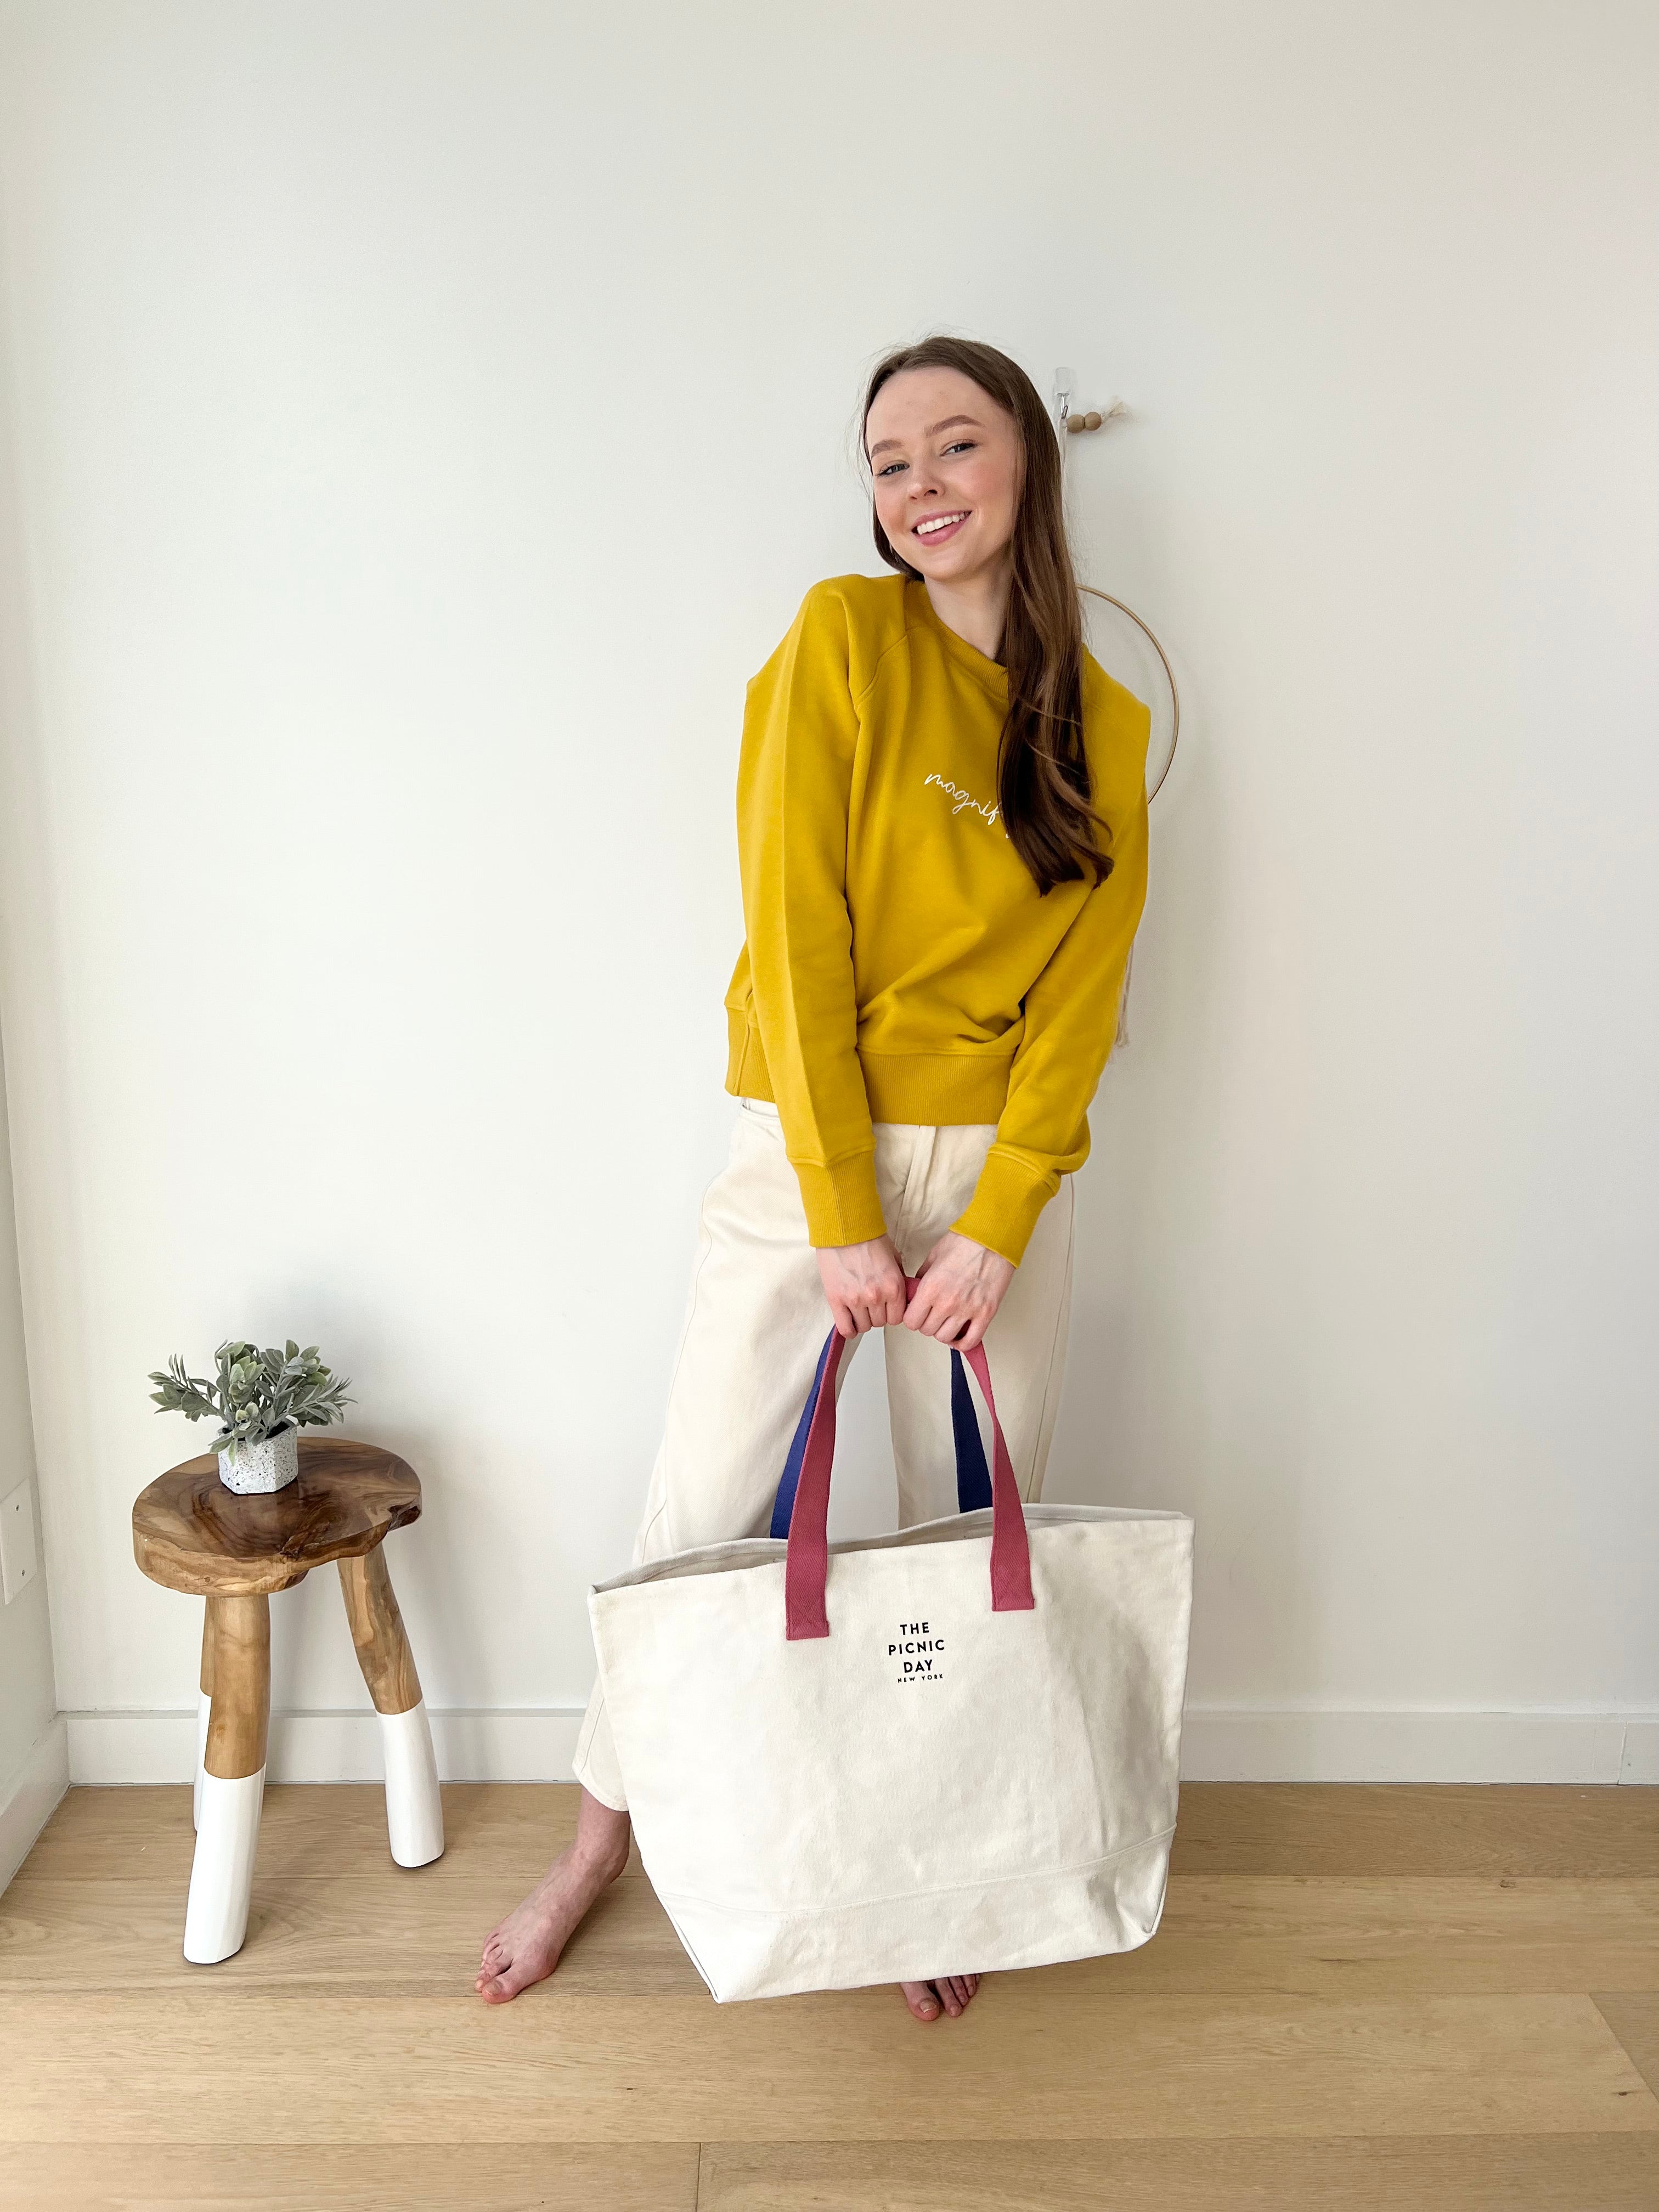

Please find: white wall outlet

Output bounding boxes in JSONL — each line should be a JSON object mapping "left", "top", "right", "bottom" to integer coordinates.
{"left": 1, "top": 1480, "right": 39, "bottom": 1604}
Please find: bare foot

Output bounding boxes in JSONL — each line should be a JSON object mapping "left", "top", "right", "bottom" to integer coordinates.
{"left": 901, "top": 1973, "right": 981, "bottom": 2022}
{"left": 476, "top": 1793, "right": 631, "bottom": 2004}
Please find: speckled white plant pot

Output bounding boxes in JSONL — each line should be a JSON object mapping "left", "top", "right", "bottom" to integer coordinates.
{"left": 216, "top": 1425, "right": 299, "bottom": 1496}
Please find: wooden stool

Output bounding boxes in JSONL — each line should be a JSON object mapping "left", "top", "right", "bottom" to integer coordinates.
{"left": 132, "top": 1435, "right": 444, "bottom": 1964}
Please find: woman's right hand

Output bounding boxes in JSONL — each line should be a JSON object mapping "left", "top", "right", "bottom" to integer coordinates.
{"left": 816, "top": 1235, "right": 907, "bottom": 1339}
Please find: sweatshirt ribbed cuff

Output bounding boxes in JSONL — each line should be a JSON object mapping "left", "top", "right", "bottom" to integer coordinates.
{"left": 950, "top": 1150, "right": 1057, "bottom": 1267}
{"left": 793, "top": 1153, "right": 889, "bottom": 1249}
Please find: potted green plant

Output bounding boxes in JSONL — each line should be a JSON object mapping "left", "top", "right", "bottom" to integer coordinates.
{"left": 149, "top": 1340, "right": 353, "bottom": 1495}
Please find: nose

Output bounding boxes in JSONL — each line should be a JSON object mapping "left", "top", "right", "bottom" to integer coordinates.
{"left": 907, "top": 455, "right": 944, "bottom": 501}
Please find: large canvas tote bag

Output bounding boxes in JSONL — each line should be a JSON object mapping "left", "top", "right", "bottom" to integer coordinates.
{"left": 588, "top": 1316, "right": 1194, "bottom": 2003}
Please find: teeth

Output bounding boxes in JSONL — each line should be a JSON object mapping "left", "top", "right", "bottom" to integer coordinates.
{"left": 916, "top": 513, "right": 967, "bottom": 536}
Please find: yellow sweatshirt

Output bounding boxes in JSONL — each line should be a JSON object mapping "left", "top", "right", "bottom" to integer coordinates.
{"left": 724, "top": 574, "right": 1150, "bottom": 1266}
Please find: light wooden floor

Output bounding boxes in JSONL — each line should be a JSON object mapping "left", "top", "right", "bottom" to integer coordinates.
{"left": 1, "top": 1781, "right": 1656, "bottom": 2209}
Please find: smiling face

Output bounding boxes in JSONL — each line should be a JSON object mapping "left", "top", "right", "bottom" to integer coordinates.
{"left": 865, "top": 365, "right": 1023, "bottom": 588}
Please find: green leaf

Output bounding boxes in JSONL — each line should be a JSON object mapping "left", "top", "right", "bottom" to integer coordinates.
{"left": 151, "top": 1339, "right": 351, "bottom": 1442}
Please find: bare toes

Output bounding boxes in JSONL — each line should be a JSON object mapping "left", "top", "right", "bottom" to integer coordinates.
{"left": 900, "top": 1980, "right": 941, "bottom": 2022}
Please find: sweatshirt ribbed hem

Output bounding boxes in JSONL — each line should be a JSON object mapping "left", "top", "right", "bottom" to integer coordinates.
{"left": 725, "top": 1013, "right": 1014, "bottom": 1128}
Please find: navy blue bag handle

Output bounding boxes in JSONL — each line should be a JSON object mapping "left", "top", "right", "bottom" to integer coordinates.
{"left": 768, "top": 1336, "right": 993, "bottom": 1540}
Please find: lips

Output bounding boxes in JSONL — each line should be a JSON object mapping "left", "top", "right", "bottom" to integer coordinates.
{"left": 913, "top": 510, "right": 969, "bottom": 546}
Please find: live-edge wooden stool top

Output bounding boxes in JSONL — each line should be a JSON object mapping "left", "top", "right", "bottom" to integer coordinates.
{"left": 133, "top": 1435, "right": 422, "bottom": 1595}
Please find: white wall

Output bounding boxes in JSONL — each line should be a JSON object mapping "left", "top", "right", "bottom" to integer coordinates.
{"left": 0, "top": 273, "right": 64, "bottom": 1878}
{"left": 0, "top": 0, "right": 1654, "bottom": 1784}
{"left": 0, "top": 1040, "right": 58, "bottom": 1799}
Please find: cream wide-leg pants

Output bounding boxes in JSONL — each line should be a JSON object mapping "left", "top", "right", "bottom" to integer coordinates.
{"left": 571, "top": 1098, "right": 1076, "bottom": 1812}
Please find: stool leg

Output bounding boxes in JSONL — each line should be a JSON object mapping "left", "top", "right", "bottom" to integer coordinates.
{"left": 193, "top": 1602, "right": 213, "bottom": 1831}
{"left": 338, "top": 1544, "right": 443, "bottom": 1869}
{"left": 184, "top": 1593, "right": 269, "bottom": 1964}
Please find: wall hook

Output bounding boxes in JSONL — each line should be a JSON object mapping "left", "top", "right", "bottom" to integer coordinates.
{"left": 1053, "top": 367, "right": 1127, "bottom": 436}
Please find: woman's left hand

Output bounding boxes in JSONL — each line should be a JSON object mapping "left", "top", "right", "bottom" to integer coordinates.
{"left": 902, "top": 1232, "right": 1015, "bottom": 1351}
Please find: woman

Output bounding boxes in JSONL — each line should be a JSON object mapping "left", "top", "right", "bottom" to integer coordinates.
{"left": 477, "top": 335, "right": 1150, "bottom": 2024}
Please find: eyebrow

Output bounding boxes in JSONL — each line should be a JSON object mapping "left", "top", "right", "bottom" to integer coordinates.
{"left": 867, "top": 413, "right": 983, "bottom": 460}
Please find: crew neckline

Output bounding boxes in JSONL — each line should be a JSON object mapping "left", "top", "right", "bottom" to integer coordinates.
{"left": 905, "top": 579, "right": 1008, "bottom": 697}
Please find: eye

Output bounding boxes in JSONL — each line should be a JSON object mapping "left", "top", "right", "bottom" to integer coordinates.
{"left": 943, "top": 440, "right": 977, "bottom": 455}
{"left": 876, "top": 460, "right": 907, "bottom": 478}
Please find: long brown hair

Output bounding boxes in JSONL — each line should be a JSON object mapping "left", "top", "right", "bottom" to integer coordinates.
{"left": 861, "top": 335, "right": 1108, "bottom": 895}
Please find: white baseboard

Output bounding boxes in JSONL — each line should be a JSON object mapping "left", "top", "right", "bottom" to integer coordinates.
{"left": 66, "top": 1707, "right": 585, "bottom": 1786}
{"left": 60, "top": 1705, "right": 1659, "bottom": 1788}
{"left": 0, "top": 1713, "right": 70, "bottom": 1892}
{"left": 1178, "top": 1708, "right": 1659, "bottom": 1785}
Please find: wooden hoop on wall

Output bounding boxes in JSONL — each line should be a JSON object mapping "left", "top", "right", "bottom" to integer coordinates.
{"left": 1080, "top": 585, "right": 1180, "bottom": 803}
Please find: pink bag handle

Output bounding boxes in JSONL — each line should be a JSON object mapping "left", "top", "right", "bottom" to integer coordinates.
{"left": 783, "top": 1279, "right": 1035, "bottom": 1641}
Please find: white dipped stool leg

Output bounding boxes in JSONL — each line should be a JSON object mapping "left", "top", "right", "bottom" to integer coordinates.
{"left": 185, "top": 1768, "right": 265, "bottom": 1962}
{"left": 183, "top": 1592, "right": 270, "bottom": 1965}
{"left": 378, "top": 1699, "right": 444, "bottom": 1867}
{"left": 339, "top": 1544, "right": 445, "bottom": 1869}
